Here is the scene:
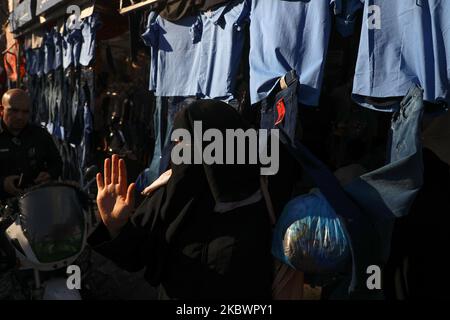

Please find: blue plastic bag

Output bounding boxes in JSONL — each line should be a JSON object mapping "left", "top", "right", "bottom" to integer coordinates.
{"left": 272, "top": 189, "right": 350, "bottom": 274}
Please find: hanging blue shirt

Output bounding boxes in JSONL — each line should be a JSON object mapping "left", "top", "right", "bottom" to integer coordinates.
{"left": 249, "top": 0, "right": 363, "bottom": 106}
{"left": 142, "top": 0, "right": 249, "bottom": 100}
{"left": 353, "top": 0, "right": 450, "bottom": 111}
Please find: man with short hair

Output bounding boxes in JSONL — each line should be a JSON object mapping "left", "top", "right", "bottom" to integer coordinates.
{"left": 0, "top": 89, "right": 62, "bottom": 199}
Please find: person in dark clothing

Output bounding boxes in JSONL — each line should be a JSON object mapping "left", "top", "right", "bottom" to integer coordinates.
{"left": 89, "top": 100, "right": 273, "bottom": 300}
{"left": 0, "top": 89, "right": 62, "bottom": 199}
{"left": 383, "top": 148, "right": 450, "bottom": 300}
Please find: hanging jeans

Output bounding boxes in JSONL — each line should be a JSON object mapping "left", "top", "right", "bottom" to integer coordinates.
{"left": 345, "top": 85, "right": 425, "bottom": 262}
{"left": 78, "top": 103, "right": 94, "bottom": 170}
{"left": 68, "top": 70, "right": 83, "bottom": 146}
{"left": 260, "top": 71, "right": 300, "bottom": 143}
{"left": 51, "top": 68, "right": 64, "bottom": 140}
{"left": 36, "top": 76, "right": 49, "bottom": 125}
{"left": 260, "top": 71, "right": 303, "bottom": 216}
{"left": 80, "top": 66, "right": 96, "bottom": 115}
{"left": 135, "top": 96, "right": 196, "bottom": 192}
{"left": 79, "top": 67, "right": 95, "bottom": 169}
{"left": 28, "top": 75, "right": 40, "bottom": 123}
{"left": 45, "top": 70, "right": 64, "bottom": 140}
{"left": 45, "top": 72, "right": 55, "bottom": 127}
{"left": 62, "top": 67, "right": 76, "bottom": 137}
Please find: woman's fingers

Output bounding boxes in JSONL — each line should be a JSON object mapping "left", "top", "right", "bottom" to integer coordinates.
{"left": 142, "top": 180, "right": 162, "bottom": 196}
{"left": 141, "top": 169, "right": 173, "bottom": 196}
{"left": 112, "top": 154, "right": 119, "bottom": 185}
{"left": 96, "top": 173, "right": 104, "bottom": 191}
{"left": 162, "top": 169, "right": 172, "bottom": 182}
{"left": 141, "top": 186, "right": 154, "bottom": 196}
{"left": 126, "top": 183, "right": 136, "bottom": 207}
{"left": 118, "top": 158, "right": 128, "bottom": 197}
{"left": 104, "top": 158, "right": 111, "bottom": 185}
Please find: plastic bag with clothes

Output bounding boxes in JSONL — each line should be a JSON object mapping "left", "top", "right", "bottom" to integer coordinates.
{"left": 272, "top": 189, "right": 350, "bottom": 274}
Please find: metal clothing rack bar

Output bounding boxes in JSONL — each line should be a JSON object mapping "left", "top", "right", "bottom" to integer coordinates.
{"left": 119, "top": 0, "right": 159, "bottom": 15}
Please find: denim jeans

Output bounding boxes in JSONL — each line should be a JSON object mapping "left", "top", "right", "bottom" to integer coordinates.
{"left": 80, "top": 14, "right": 101, "bottom": 67}
{"left": 80, "top": 67, "right": 96, "bottom": 115}
{"left": 44, "top": 71, "right": 58, "bottom": 136}
{"left": 51, "top": 68, "right": 64, "bottom": 140}
{"left": 53, "top": 27, "right": 63, "bottom": 70}
{"left": 44, "top": 30, "right": 55, "bottom": 75}
{"left": 66, "top": 68, "right": 95, "bottom": 169}
{"left": 28, "top": 75, "right": 41, "bottom": 123}
{"left": 46, "top": 72, "right": 56, "bottom": 125}
{"left": 79, "top": 68, "right": 95, "bottom": 168}
{"left": 63, "top": 25, "right": 83, "bottom": 69}
{"left": 80, "top": 103, "right": 93, "bottom": 170}
{"left": 37, "top": 76, "right": 49, "bottom": 124}
{"left": 67, "top": 73, "right": 83, "bottom": 146}
{"left": 260, "top": 72, "right": 299, "bottom": 142}
{"left": 345, "top": 85, "right": 425, "bottom": 262}
{"left": 135, "top": 96, "right": 196, "bottom": 192}
{"left": 62, "top": 67, "right": 76, "bottom": 135}
{"left": 56, "top": 140, "right": 82, "bottom": 183}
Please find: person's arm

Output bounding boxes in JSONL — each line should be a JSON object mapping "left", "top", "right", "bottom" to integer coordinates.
{"left": 88, "top": 218, "right": 152, "bottom": 273}
{"left": 0, "top": 175, "right": 21, "bottom": 199}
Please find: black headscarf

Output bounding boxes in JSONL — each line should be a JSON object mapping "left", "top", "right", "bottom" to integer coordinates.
{"left": 176, "top": 99, "right": 261, "bottom": 201}
{"left": 138, "top": 99, "right": 261, "bottom": 233}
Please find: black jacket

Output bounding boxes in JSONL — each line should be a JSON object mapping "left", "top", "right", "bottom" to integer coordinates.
{"left": 0, "top": 121, "right": 63, "bottom": 199}
{"left": 89, "top": 190, "right": 273, "bottom": 300}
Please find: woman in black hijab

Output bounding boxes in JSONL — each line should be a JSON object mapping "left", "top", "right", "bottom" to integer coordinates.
{"left": 89, "top": 100, "right": 273, "bottom": 300}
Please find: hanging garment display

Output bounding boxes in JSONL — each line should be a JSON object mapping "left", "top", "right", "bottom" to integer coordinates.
{"left": 80, "top": 13, "right": 102, "bottom": 67}
{"left": 249, "top": 0, "right": 363, "bottom": 107}
{"left": 142, "top": 0, "right": 249, "bottom": 101}
{"left": 353, "top": 0, "right": 450, "bottom": 112}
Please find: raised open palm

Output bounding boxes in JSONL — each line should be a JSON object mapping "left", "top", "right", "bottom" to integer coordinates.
{"left": 96, "top": 154, "right": 136, "bottom": 237}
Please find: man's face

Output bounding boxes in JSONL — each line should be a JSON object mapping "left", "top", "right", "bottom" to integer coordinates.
{"left": 2, "top": 98, "right": 31, "bottom": 132}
